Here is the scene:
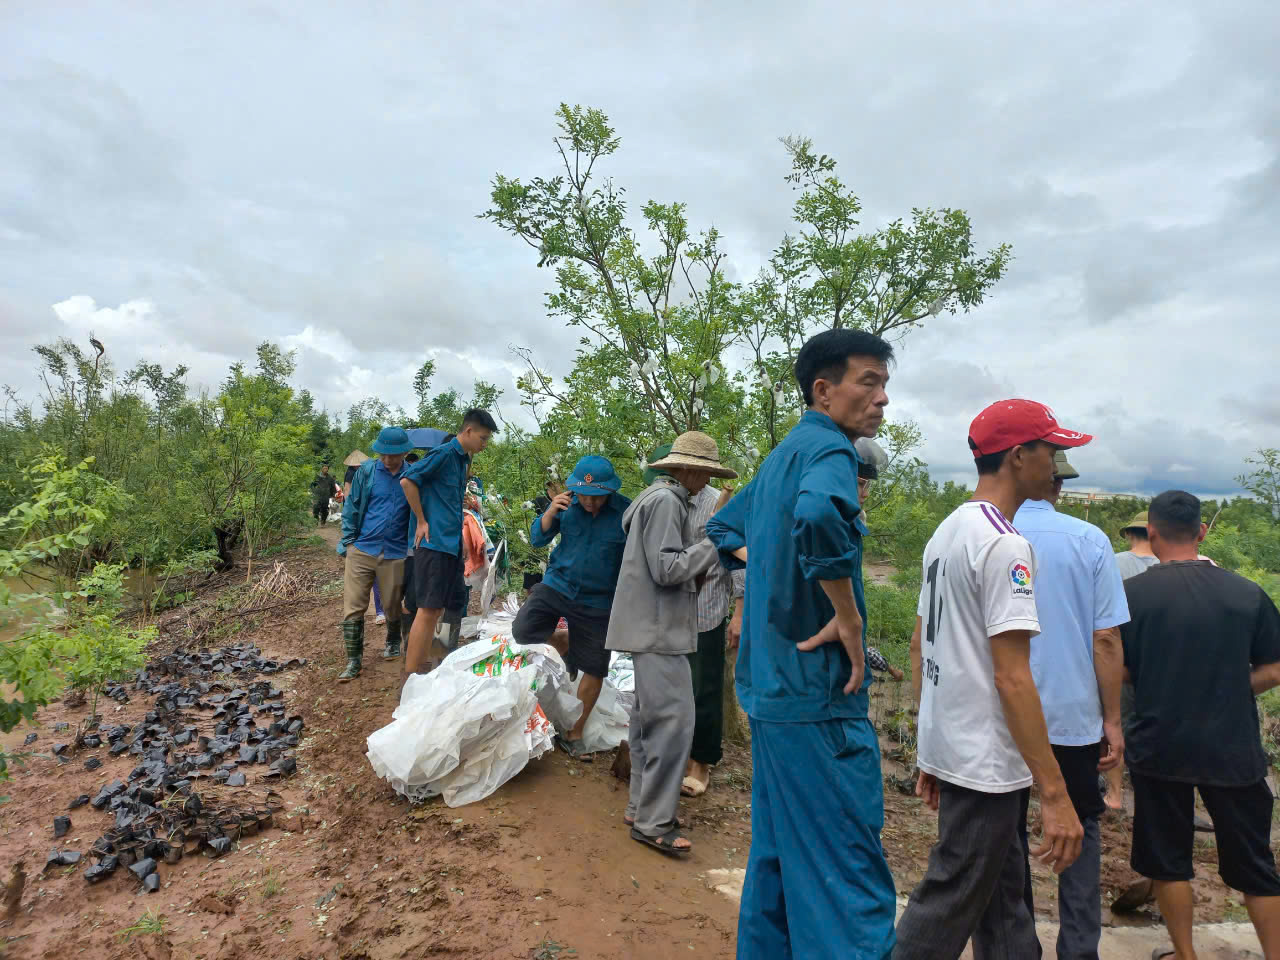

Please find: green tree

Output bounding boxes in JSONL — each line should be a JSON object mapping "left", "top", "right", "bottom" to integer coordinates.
{"left": 178, "top": 344, "right": 312, "bottom": 569}
{"left": 1238, "top": 448, "right": 1280, "bottom": 523}
{"left": 482, "top": 104, "right": 754, "bottom": 464}
{"left": 482, "top": 105, "right": 1012, "bottom": 475}
{"left": 0, "top": 456, "right": 129, "bottom": 777}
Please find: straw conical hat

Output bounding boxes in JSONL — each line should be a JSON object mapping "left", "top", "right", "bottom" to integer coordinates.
{"left": 343, "top": 449, "right": 370, "bottom": 467}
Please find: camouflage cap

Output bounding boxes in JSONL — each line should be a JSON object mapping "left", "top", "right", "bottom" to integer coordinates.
{"left": 1120, "top": 511, "right": 1148, "bottom": 535}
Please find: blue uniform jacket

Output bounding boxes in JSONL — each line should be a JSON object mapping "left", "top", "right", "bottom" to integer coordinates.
{"left": 337, "top": 459, "right": 375, "bottom": 557}
{"left": 401, "top": 437, "right": 471, "bottom": 556}
{"left": 706, "top": 409, "right": 870, "bottom": 723}
{"left": 530, "top": 492, "right": 632, "bottom": 609}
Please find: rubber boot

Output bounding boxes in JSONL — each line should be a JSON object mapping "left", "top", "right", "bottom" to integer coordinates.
{"left": 382, "top": 617, "right": 402, "bottom": 660}
{"left": 337, "top": 619, "right": 363, "bottom": 682}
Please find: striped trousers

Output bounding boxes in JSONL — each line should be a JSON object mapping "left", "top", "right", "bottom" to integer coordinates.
{"left": 894, "top": 781, "right": 1039, "bottom": 960}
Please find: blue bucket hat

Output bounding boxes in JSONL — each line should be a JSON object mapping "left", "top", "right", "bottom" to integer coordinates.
{"left": 370, "top": 426, "right": 414, "bottom": 455}
{"left": 566, "top": 455, "right": 621, "bottom": 496}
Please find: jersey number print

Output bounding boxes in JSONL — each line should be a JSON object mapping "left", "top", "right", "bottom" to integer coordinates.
{"left": 923, "top": 558, "right": 943, "bottom": 687}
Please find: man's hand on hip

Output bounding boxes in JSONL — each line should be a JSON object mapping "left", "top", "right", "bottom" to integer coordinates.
{"left": 796, "top": 612, "right": 865, "bottom": 694}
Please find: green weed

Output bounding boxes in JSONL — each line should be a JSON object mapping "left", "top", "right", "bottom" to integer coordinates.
{"left": 116, "top": 909, "right": 167, "bottom": 942}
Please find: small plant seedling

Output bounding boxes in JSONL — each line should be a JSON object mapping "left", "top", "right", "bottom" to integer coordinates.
{"left": 117, "top": 909, "right": 167, "bottom": 942}
{"left": 261, "top": 868, "right": 284, "bottom": 899}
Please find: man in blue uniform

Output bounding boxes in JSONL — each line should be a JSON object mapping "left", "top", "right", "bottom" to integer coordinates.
{"left": 400, "top": 409, "right": 497, "bottom": 677}
{"left": 706, "top": 328, "right": 897, "bottom": 960}
{"left": 336, "top": 426, "right": 414, "bottom": 682}
{"left": 514, "top": 455, "right": 630, "bottom": 759}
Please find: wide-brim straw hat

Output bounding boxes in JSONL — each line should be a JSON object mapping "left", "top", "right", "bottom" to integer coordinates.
{"left": 647, "top": 431, "right": 737, "bottom": 480}
{"left": 343, "top": 449, "right": 369, "bottom": 467}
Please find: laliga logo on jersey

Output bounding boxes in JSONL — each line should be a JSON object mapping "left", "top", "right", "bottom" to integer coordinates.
{"left": 1009, "top": 561, "right": 1033, "bottom": 598}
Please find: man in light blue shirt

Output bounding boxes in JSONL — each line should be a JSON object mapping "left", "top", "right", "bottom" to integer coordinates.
{"left": 1013, "top": 449, "right": 1129, "bottom": 960}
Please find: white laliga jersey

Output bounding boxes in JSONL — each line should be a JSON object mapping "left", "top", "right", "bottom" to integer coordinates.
{"left": 916, "top": 501, "right": 1041, "bottom": 793}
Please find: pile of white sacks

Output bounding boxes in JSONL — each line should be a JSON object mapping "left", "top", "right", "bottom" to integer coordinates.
{"left": 366, "top": 595, "right": 633, "bottom": 807}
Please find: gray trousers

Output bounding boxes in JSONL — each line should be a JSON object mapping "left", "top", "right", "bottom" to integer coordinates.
{"left": 625, "top": 651, "right": 694, "bottom": 837}
{"left": 894, "top": 781, "right": 1039, "bottom": 960}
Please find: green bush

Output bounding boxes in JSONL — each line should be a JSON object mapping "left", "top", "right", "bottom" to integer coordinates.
{"left": 53, "top": 563, "right": 152, "bottom": 720}
{"left": 864, "top": 582, "right": 916, "bottom": 671}
{"left": 0, "top": 456, "right": 132, "bottom": 776}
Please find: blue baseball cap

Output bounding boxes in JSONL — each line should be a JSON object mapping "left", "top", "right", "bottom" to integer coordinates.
{"left": 566, "top": 455, "right": 620, "bottom": 496}
{"left": 370, "top": 426, "right": 414, "bottom": 455}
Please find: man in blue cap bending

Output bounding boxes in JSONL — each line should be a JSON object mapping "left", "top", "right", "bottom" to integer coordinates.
{"left": 335, "top": 425, "right": 415, "bottom": 682}
{"left": 514, "top": 455, "right": 631, "bottom": 760}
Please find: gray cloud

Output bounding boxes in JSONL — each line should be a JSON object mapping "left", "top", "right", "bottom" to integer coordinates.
{"left": 1, "top": 0, "right": 1276, "bottom": 496}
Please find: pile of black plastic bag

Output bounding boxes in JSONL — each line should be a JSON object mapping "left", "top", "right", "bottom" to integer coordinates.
{"left": 44, "top": 643, "right": 307, "bottom": 892}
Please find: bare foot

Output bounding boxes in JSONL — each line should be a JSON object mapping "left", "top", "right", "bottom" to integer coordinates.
{"left": 1104, "top": 788, "right": 1123, "bottom": 811}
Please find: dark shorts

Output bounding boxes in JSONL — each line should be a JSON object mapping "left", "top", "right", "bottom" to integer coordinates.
{"left": 1053, "top": 741, "right": 1106, "bottom": 822}
{"left": 1130, "top": 771, "right": 1280, "bottom": 895}
{"left": 408, "top": 547, "right": 466, "bottom": 614}
{"left": 399, "top": 553, "right": 414, "bottom": 615}
{"left": 512, "top": 583, "right": 610, "bottom": 678}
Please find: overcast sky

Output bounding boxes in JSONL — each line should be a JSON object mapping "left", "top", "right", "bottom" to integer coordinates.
{"left": 2, "top": 1, "right": 1275, "bottom": 495}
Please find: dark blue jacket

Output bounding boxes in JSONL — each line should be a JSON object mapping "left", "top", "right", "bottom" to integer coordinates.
{"left": 531, "top": 492, "right": 631, "bottom": 609}
{"left": 706, "top": 410, "right": 869, "bottom": 723}
{"left": 402, "top": 437, "right": 471, "bottom": 556}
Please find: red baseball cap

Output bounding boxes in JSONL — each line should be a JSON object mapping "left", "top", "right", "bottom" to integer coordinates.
{"left": 968, "top": 399, "right": 1093, "bottom": 457}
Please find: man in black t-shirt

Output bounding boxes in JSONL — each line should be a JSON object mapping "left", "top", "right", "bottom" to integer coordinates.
{"left": 1122, "top": 489, "right": 1280, "bottom": 960}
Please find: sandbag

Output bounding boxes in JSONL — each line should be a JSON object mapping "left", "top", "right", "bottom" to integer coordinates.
{"left": 366, "top": 636, "right": 564, "bottom": 806}
{"left": 537, "top": 673, "right": 631, "bottom": 755}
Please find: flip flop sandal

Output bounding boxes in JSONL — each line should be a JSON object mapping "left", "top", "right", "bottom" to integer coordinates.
{"left": 681, "top": 775, "right": 708, "bottom": 798}
{"left": 555, "top": 736, "right": 594, "bottom": 762}
{"left": 1152, "top": 949, "right": 1175, "bottom": 959}
{"left": 631, "top": 826, "right": 692, "bottom": 858}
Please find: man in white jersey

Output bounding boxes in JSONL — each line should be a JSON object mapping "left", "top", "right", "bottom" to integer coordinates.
{"left": 895, "top": 399, "right": 1088, "bottom": 959}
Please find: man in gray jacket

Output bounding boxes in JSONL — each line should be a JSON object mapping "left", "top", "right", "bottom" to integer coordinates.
{"left": 607, "top": 431, "right": 735, "bottom": 857}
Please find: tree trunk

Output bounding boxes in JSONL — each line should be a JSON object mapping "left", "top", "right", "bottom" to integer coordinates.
{"left": 722, "top": 656, "right": 749, "bottom": 745}
{"left": 213, "top": 520, "right": 243, "bottom": 571}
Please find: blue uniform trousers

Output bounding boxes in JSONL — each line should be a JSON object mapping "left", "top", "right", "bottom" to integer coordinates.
{"left": 738, "top": 716, "right": 897, "bottom": 960}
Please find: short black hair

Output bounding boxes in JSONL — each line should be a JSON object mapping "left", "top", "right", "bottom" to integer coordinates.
{"left": 972, "top": 438, "right": 1049, "bottom": 476}
{"left": 405, "top": 452, "right": 420, "bottom": 463}
{"left": 462, "top": 408, "right": 498, "bottom": 433}
{"left": 794, "top": 329, "right": 894, "bottom": 407}
{"left": 1149, "top": 490, "right": 1202, "bottom": 543}
{"left": 1124, "top": 526, "right": 1149, "bottom": 542}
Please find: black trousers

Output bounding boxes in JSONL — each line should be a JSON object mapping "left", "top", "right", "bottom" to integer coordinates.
{"left": 688, "top": 620, "right": 726, "bottom": 766}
